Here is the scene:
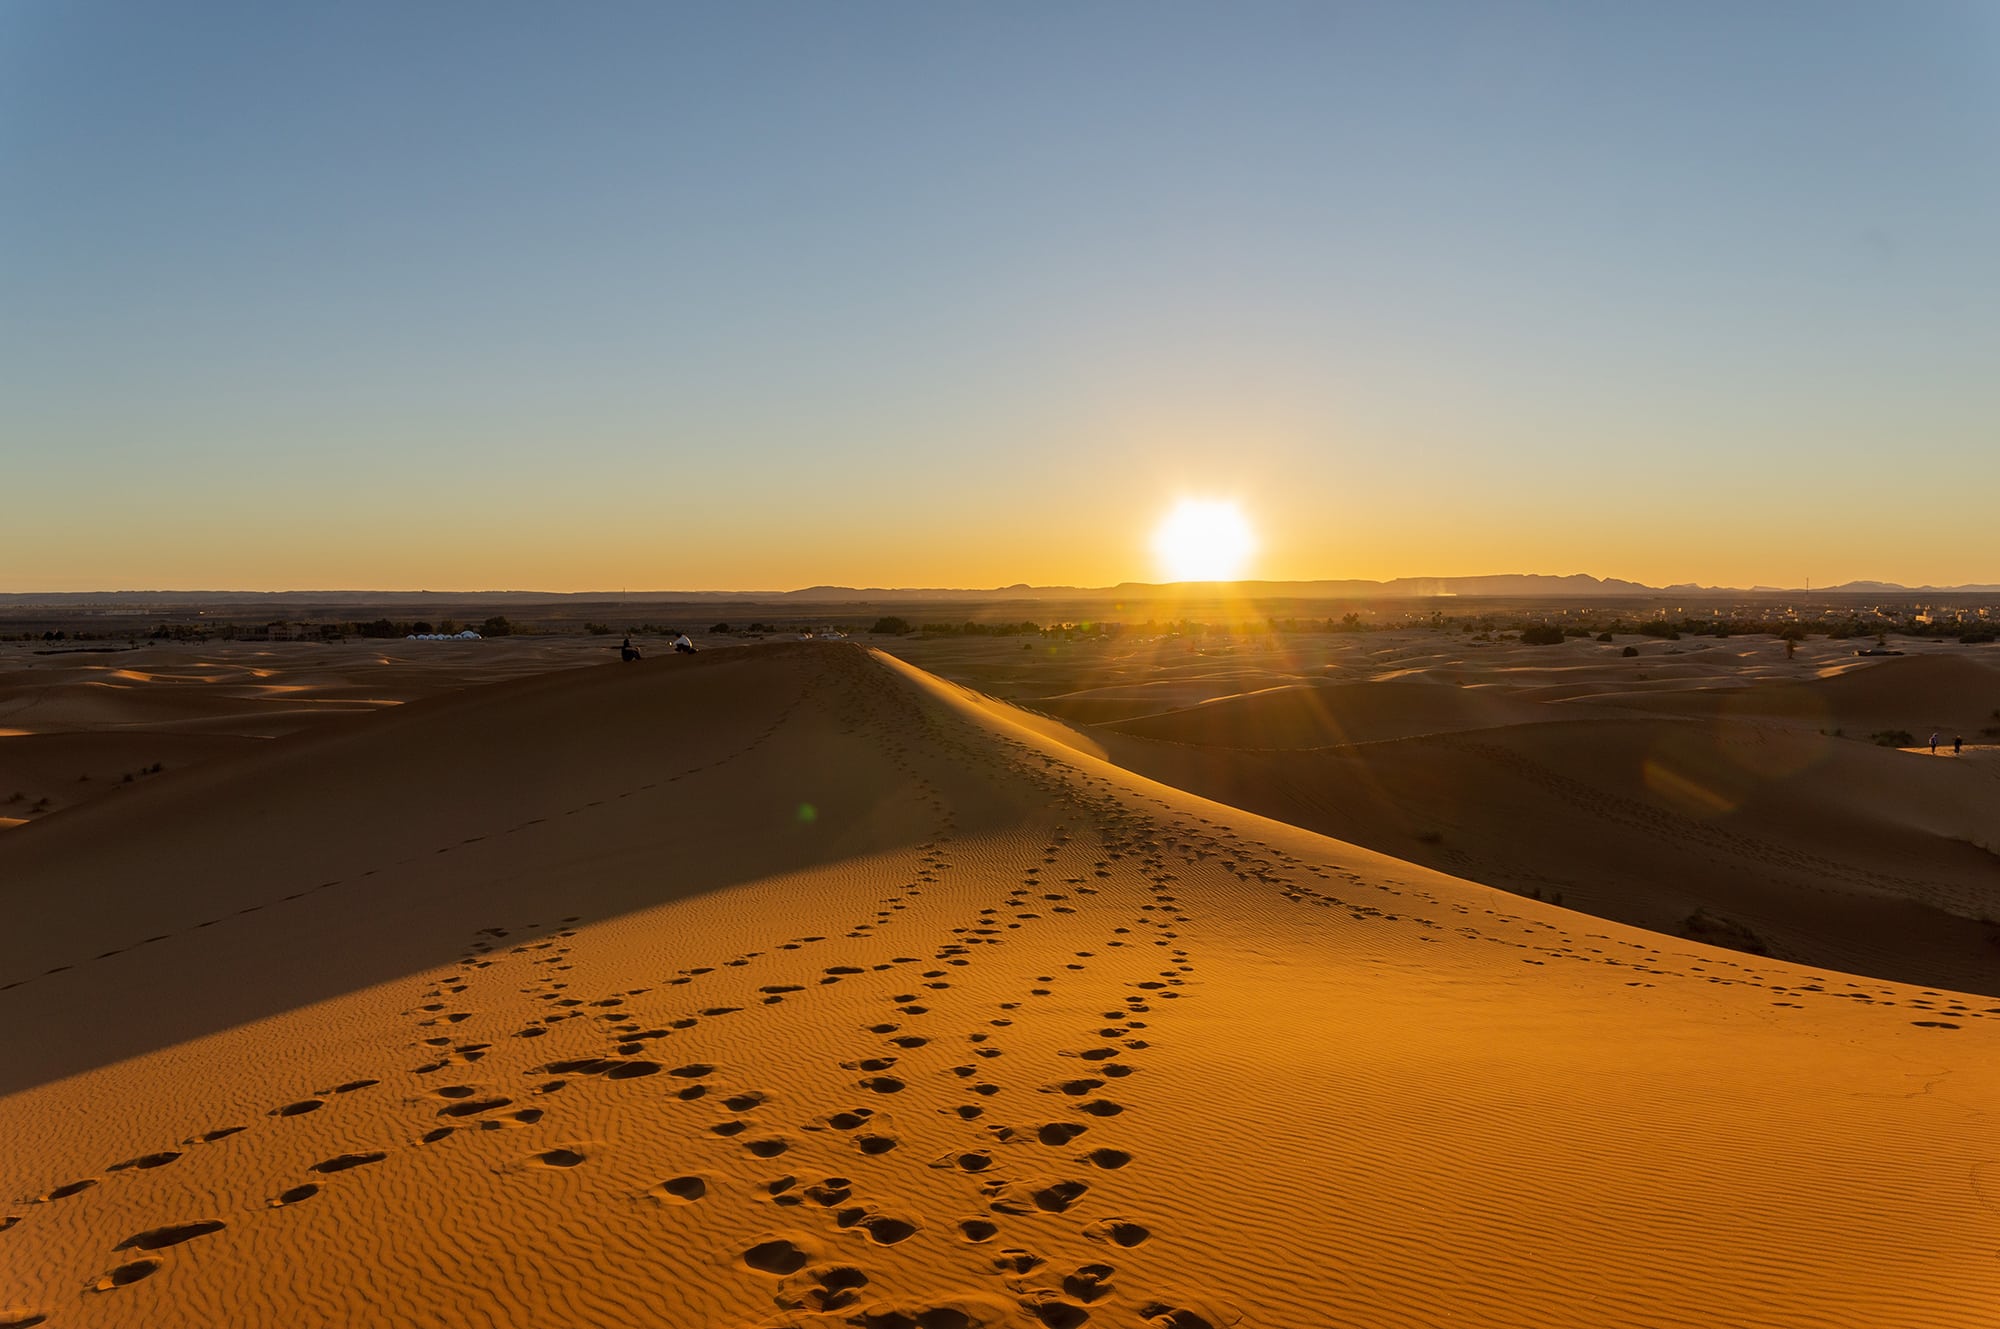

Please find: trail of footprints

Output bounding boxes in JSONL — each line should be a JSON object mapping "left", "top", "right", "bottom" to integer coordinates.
{"left": 7, "top": 645, "right": 1985, "bottom": 1327}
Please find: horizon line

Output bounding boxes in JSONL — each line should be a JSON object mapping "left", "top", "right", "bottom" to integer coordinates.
{"left": 7, "top": 573, "right": 2000, "bottom": 600}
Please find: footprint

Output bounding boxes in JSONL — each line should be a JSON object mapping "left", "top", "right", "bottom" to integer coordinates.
{"left": 272, "top": 1099, "right": 324, "bottom": 1118}
{"left": 114, "top": 1220, "right": 225, "bottom": 1251}
{"left": 1083, "top": 1218, "right": 1151, "bottom": 1247}
{"left": 530, "top": 1148, "right": 585, "bottom": 1168}
{"left": 935, "top": 1151, "right": 992, "bottom": 1173}
{"left": 1064, "top": 1262, "right": 1117, "bottom": 1302}
{"left": 1050, "top": 1079, "right": 1103, "bottom": 1097}
{"left": 1025, "top": 1293, "right": 1091, "bottom": 1328}
{"left": 836, "top": 1208, "right": 919, "bottom": 1244}
{"left": 311, "top": 1151, "right": 387, "bottom": 1174}
{"left": 438, "top": 1097, "right": 511, "bottom": 1118}
{"left": 1084, "top": 1148, "right": 1132, "bottom": 1169}
{"left": 959, "top": 1218, "right": 999, "bottom": 1242}
{"left": 38, "top": 1179, "right": 97, "bottom": 1203}
{"left": 269, "top": 1184, "right": 319, "bottom": 1207}
{"left": 605, "top": 1060, "right": 660, "bottom": 1080}
{"left": 1037, "top": 1123, "right": 1087, "bottom": 1146}
{"left": 993, "top": 1248, "right": 1047, "bottom": 1274}
{"left": 796, "top": 1263, "right": 870, "bottom": 1313}
{"left": 92, "top": 1259, "right": 160, "bottom": 1291}
{"left": 859, "top": 1213, "right": 919, "bottom": 1244}
{"left": 649, "top": 1175, "right": 708, "bottom": 1204}
{"left": 743, "top": 1237, "right": 810, "bottom": 1275}
{"left": 803, "top": 1178, "right": 853, "bottom": 1206}
{"left": 106, "top": 1151, "right": 181, "bottom": 1172}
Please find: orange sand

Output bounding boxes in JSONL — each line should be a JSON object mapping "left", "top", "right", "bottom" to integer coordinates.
{"left": 1, "top": 642, "right": 1994, "bottom": 1328}
{"left": 888, "top": 633, "right": 2000, "bottom": 996}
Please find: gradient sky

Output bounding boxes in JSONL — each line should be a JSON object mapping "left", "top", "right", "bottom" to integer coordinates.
{"left": 5, "top": 2, "right": 1997, "bottom": 592}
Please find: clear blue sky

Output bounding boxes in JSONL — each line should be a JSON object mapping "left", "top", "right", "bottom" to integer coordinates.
{"left": 4, "top": 1, "right": 1996, "bottom": 590}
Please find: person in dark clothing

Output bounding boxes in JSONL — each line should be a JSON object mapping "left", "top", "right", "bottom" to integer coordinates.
{"left": 620, "top": 635, "right": 642, "bottom": 663}
{"left": 1954, "top": 735, "right": 1962, "bottom": 756}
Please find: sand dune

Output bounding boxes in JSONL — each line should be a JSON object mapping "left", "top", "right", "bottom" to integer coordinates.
{"left": 0, "top": 639, "right": 617, "bottom": 826}
{"left": 2, "top": 642, "right": 1995, "bottom": 1327}
{"left": 1099, "top": 680, "right": 1559, "bottom": 748}
{"left": 1588, "top": 651, "right": 2000, "bottom": 736}
{"left": 884, "top": 633, "right": 2000, "bottom": 997}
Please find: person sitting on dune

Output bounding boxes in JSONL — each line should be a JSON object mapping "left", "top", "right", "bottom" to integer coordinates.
{"left": 620, "top": 636, "right": 642, "bottom": 663}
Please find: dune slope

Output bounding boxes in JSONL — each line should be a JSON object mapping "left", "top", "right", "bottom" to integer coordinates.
{"left": 1, "top": 643, "right": 1993, "bottom": 1329}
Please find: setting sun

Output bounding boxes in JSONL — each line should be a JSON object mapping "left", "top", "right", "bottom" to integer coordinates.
{"left": 1153, "top": 498, "right": 1256, "bottom": 582}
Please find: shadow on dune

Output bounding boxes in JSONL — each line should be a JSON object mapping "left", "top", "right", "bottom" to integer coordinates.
{"left": 0, "top": 644, "right": 1005, "bottom": 1096}
{"left": 1082, "top": 713, "right": 2000, "bottom": 997}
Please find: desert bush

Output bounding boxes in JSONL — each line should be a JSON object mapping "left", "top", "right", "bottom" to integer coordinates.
{"left": 1519, "top": 625, "right": 1565, "bottom": 645}
{"left": 869, "top": 617, "right": 912, "bottom": 635}
{"left": 1596, "top": 632, "right": 1613, "bottom": 643}
{"left": 1621, "top": 645, "right": 1639, "bottom": 657}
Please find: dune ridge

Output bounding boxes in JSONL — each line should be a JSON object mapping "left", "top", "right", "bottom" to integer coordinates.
{"left": 1, "top": 642, "right": 1994, "bottom": 1328}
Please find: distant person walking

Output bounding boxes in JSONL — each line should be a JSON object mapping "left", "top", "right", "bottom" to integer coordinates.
{"left": 1930, "top": 731, "right": 1939, "bottom": 754}
{"left": 1954, "top": 735, "right": 1963, "bottom": 756}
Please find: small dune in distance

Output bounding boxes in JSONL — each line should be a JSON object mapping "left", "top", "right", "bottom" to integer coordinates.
{"left": 1, "top": 585, "right": 1996, "bottom": 1328}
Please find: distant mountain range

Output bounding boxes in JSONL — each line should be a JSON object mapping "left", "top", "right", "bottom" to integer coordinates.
{"left": 5, "top": 574, "right": 2000, "bottom": 606}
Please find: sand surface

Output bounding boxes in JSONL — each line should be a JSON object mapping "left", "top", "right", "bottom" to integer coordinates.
{"left": 2, "top": 641, "right": 1996, "bottom": 1327}
{"left": 0, "top": 638, "right": 624, "bottom": 825}
{"left": 887, "top": 632, "right": 2000, "bottom": 996}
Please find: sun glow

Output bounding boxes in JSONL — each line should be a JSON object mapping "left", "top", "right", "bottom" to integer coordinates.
{"left": 1152, "top": 499, "right": 1256, "bottom": 582}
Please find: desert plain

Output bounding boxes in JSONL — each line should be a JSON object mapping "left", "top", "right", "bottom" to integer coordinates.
{"left": 1, "top": 627, "right": 1996, "bottom": 1328}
